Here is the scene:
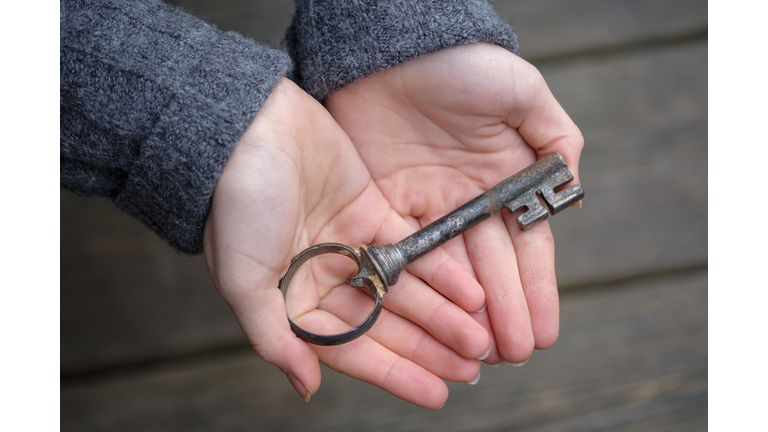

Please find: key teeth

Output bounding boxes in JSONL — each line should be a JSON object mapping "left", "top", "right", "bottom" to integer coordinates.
{"left": 505, "top": 175, "right": 584, "bottom": 231}
{"left": 507, "top": 191, "right": 550, "bottom": 231}
{"left": 548, "top": 185, "right": 584, "bottom": 214}
{"left": 518, "top": 205, "right": 549, "bottom": 231}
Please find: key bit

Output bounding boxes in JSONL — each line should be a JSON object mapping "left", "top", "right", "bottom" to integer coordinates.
{"left": 360, "top": 152, "right": 584, "bottom": 288}
{"left": 507, "top": 159, "right": 584, "bottom": 229}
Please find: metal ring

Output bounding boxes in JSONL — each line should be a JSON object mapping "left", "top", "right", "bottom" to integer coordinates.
{"left": 278, "top": 243, "right": 384, "bottom": 346}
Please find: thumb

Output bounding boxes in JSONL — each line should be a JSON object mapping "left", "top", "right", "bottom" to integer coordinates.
{"left": 225, "top": 275, "right": 322, "bottom": 402}
{"left": 505, "top": 59, "right": 584, "bottom": 188}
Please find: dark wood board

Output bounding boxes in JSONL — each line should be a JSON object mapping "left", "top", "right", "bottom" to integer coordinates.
{"left": 162, "top": 0, "right": 707, "bottom": 62}
{"left": 61, "top": 269, "right": 707, "bottom": 432}
{"left": 60, "top": 193, "right": 246, "bottom": 376}
{"left": 165, "top": 0, "right": 293, "bottom": 48}
{"left": 544, "top": 39, "right": 707, "bottom": 287}
{"left": 493, "top": 0, "right": 707, "bottom": 61}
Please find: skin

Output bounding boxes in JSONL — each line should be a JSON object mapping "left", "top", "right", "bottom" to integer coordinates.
{"left": 203, "top": 79, "right": 492, "bottom": 409}
{"left": 326, "top": 43, "right": 584, "bottom": 365}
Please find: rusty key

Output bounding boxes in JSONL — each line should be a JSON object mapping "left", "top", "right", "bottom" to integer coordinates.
{"left": 279, "top": 152, "right": 584, "bottom": 346}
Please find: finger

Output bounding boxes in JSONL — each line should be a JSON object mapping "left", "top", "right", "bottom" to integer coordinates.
{"left": 320, "top": 201, "right": 488, "bottom": 354}
{"left": 503, "top": 216, "right": 560, "bottom": 349}
{"left": 377, "top": 210, "right": 486, "bottom": 313}
{"left": 465, "top": 214, "right": 534, "bottom": 363}
{"left": 441, "top": 233, "right": 477, "bottom": 279}
{"left": 470, "top": 309, "right": 505, "bottom": 366}
{"left": 505, "top": 60, "right": 584, "bottom": 187}
{"left": 294, "top": 308, "right": 449, "bottom": 409}
{"left": 223, "top": 272, "right": 322, "bottom": 401}
{"left": 407, "top": 249, "right": 486, "bottom": 312}
{"left": 320, "top": 284, "right": 480, "bottom": 383}
{"left": 319, "top": 183, "right": 485, "bottom": 313}
{"left": 383, "top": 270, "right": 490, "bottom": 360}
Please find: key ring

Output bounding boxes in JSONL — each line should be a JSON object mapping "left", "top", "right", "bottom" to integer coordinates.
{"left": 278, "top": 243, "right": 389, "bottom": 346}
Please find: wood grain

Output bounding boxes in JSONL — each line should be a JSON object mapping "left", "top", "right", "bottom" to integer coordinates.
{"left": 61, "top": 269, "right": 707, "bottom": 432}
{"left": 165, "top": 0, "right": 293, "bottom": 48}
{"left": 162, "top": 0, "right": 708, "bottom": 63}
{"left": 544, "top": 39, "right": 707, "bottom": 287}
{"left": 493, "top": 0, "right": 707, "bottom": 61}
{"left": 60, "top": 193, "right": 246, "bottom": 375}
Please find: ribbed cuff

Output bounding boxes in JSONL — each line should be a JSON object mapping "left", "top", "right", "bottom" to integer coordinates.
{"left": 285, "top": 0, "right": 519, "bottom": 100}
{"left": 61, "top": 0, "right": 292, "bottom": 253}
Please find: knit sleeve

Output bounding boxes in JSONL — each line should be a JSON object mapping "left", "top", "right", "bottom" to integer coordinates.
{"left": 60, "top": 0, "right": 292, "bottom": 253}
{"left": 284, "top": 0, "right": 519, "bottom": 101}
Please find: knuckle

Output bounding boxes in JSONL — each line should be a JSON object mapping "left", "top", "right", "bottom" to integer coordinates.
{"left": 379, "top": 357, "right": 406, "bottom": 389}
{"left": 488, "top": 287, "right": 524, "bottom": 306}
{"left": 251, "top": 341, "right": 277, "bottom": 365}
{"left": 470, "top": 237, "right": 512, "bottom": 263}
{"left": 250, "top": 331, "right": 293, "bottom": 368}
{"left": 515, "top": 229, "right": 554, "bottom": 251}
{"left": 428, "top": 255, "right": 451, "bottom": 285}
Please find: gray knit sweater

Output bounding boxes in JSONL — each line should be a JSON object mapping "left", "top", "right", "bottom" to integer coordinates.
{"left": 60, "top": 0, "right": 518, "bottom": 253}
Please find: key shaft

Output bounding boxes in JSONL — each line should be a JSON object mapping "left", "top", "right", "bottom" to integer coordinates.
{"left": 354, "top": 153, "right": 583, "bottom": 289}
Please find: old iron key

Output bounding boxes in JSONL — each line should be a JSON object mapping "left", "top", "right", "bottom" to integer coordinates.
{"left": 279, "top": 152, "right": 584, "bottom": 346}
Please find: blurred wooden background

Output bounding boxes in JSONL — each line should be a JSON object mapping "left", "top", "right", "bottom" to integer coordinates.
{"left": 61, "top": 0, "right": 708, "bottom": 430}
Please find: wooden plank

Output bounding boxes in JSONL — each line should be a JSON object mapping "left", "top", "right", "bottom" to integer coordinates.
{"left": 493, "top": 0, "right": 707, "bottom": 61}
{"left": 163, "top": 0, "right": 707, "bottom": 62}
{"left": 544, "top": 40, "right": 707, "bottom": 287}
{"left": 61, "top": 269, "right": 707, "bottom": 432}
{"left": 60, "top": 193, "right": 246, "bottom": 376}
{"left": 165, "top": 0, "right": 293, "bottom": 48}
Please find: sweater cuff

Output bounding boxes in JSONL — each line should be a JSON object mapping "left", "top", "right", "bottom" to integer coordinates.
{"left": 61, "top": 0, "right": 292, "bottom": 253}
{"left": 285, "top": 0, "right": 519, "bottom": 101}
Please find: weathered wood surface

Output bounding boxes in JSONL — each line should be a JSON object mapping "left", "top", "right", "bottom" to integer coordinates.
{"left": 165, "top": 0, "right": 293, "bottom": 48}
{"left": 61, "top": 269, "right": 707, "bottom": 432}
{"left": 163, "top": 0, "right": 708, "bottom": 62}
{"left": 494, "top": 0, "right": 707, "bottom": 61}
{"left": 60, "top": 194, "right": 245, "bottom": 376}
{"left": 545, "top": 39, "right": 707, "bottom": 286}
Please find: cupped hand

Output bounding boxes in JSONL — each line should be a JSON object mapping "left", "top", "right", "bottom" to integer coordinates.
{"left": 203, "top": 79, "right": 490, "bottom": 408}
{"left": 325, "top": 43, "right": 584, "bottom": 365}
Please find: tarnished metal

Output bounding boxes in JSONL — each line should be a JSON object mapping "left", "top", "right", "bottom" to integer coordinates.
{"left": 278, "top": 243, "right": 385, "bottom": 346}
{"left": 280, "top": 152, "right": 584, "bottom": 346}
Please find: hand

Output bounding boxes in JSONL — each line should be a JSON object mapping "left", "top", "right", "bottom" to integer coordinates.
{"left": 203, "top": 79, "right": 490, "bottom": 408}
{"left": 325, "top": 43, "right": 584, "bottom": 365}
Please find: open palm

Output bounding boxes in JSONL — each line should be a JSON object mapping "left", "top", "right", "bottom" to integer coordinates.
{"left": 203, "top": 79, "right": 491, "bottom": 408}
{"left": 326, "top": 43, "right": 584, "bottom": 365}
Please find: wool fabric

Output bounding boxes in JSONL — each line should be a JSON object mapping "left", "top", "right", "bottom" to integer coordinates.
{"left": 60, "top": 0, "right": 518, "bottom": 253}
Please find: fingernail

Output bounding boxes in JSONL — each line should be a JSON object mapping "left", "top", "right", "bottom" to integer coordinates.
{"left": 510, "top": 358, "right": 529, "bottom": 367}
{"left": 572, "top": 201, "right": 582, "bottom": 210}
{"left": 286, "top": 372, "right": 312, "bottom": 402}
{"left": 476, "top": 303, "right": 487, "bottom": 314}
{"left": 491, "top": 361, "right": 507, "bottom": 368}
{"left": 478, "top": 345, "right": 491, "bottom": 361}
{"left": 437, "top": 402, "right": 446, "bottom": 410}
{"left": 468, "top": 371, "right": 481, "bottom": 385}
